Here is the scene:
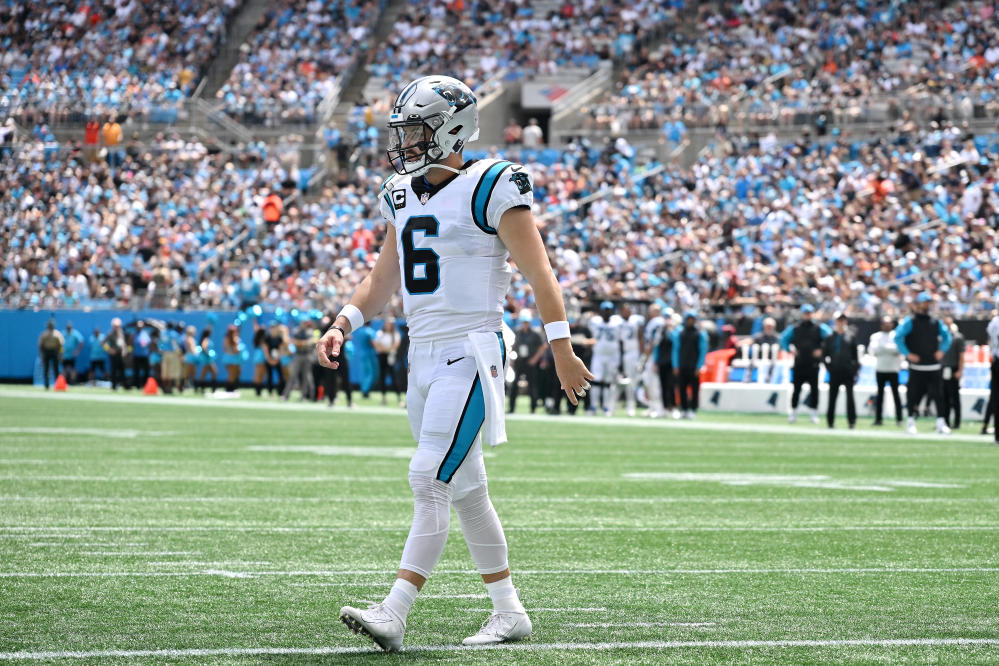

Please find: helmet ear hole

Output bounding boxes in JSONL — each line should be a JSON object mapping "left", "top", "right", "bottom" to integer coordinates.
{"left": 448, "top": 125, "right": 462, "bottom": 135}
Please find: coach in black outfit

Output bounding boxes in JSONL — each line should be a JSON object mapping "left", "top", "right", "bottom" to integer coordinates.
{"left": 509, "top": 311, "right": 546, "bottom": 414}
{"left": 822, "top": 313, "right": 859, "bottom": 429}
{"left": 940, "top": 316, "right": 965, "bottom": 430}
{"left": 986, "top": 306, "right": 999, "bottom": 443}
{"left": 780, "top": 304, "right": 830, "bottom": 424}
{"left": 895, "top": 292, "right": 952, "bottom": 435}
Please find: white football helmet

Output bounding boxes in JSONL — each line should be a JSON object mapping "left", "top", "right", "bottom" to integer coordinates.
{"left": 386, "top": 75, "right": 479, "bottom": 177}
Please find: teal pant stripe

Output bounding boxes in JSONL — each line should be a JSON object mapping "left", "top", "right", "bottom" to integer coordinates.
{"left": 436, "top": 376, "right": 485, "bottom": 483}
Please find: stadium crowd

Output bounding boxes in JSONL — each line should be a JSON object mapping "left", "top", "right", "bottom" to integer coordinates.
{"left": 4, "top": 117, "right": 999, "bottom": 320}
{"left": 1, "top": 0, "right": 242, "bottom": 125}
{"left": 583, "top": 0, "right": 999, "bottom": 133}
{"left": 362, "top": 0, "right": 683, "bottom": 112}
{"left": 215, "top": 0, "right": 382, "bottom": 125}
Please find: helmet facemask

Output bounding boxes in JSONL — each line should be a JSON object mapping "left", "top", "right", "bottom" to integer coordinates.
{"left": 386, "top": 114, "right": 446, "bottom": 177}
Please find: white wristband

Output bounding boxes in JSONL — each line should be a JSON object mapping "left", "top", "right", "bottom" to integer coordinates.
{"left": 544, "top": 320, "right": 571, "bottom": 342}
{"left": 337, "top": 304, "right": 364, "bottom": 333}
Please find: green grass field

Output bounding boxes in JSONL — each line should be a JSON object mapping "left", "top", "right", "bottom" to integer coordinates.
{"left": 1, "top": 385, "right": 998, "bottom": 664}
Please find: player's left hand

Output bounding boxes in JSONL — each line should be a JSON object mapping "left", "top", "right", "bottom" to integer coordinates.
{"left": 552, "top": 346, "right": 594, "bottom": 406}
{"left": 934, "top": 350, "right": 944, "bottom": 361}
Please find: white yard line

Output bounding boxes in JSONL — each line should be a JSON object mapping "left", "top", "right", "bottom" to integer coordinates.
{"left": 2, "top": 567, "right": 998, "bottom": 579}
{"left": 1, "top": 495, "right": 994, "bottom": 505}
{"left": 2, "top": 638, "right": 999, "bottom": 660}
{"left": 0, "top": 426, "right": 175, "bottom": 439}
{"left": 461, "top": 606, "right": 607, "bottom": 613}
{"left": 568, "top": 622, "right": 717, "bottom": 628}
{"left": 1, "top": 387, "right": 989, "bottom": 444}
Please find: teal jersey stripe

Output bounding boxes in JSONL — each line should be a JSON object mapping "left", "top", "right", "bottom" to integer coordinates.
{"left": 383, "top": 193, "right": 395, "bottom": 219}
{"left": 471, "top": 161, "right": 512, "bottom": 234}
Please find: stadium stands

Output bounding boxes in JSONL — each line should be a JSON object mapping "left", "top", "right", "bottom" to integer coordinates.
{"left": 1, "top": 0, "right": 242, "bottom": 124}
{"left": 579, "top": 0, "right": 999, "bottom": 133}
{"left": 215, "top": 0, "right": 382, "bottom": 125}
{"left": 362, "top": 0, "right": 683, "bottom": 113}
{"left": 3, "top": 120, "right": 998, "bottom": 318}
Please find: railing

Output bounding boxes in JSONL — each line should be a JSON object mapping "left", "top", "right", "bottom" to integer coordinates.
{"left": 190, "top": 98, "right": 253, "bottom": 144}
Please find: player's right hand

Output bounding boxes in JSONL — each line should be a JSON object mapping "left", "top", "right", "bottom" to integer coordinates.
{"left": 317, "top": 328, "right": 345, "bottom": 369}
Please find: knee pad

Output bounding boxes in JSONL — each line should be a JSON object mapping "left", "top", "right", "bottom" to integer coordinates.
{"left": 398, "top": 474, "right": 453, "bottom": 578}
{"left": 452, "top": 483, "right": 509, "bottom": 575}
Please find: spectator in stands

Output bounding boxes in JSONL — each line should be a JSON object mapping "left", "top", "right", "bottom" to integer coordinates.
{"left": 37, "top": 320, "right": 63, "bottom": 389}
{"left": 503, "top": 119, "right": 523, "bottom": 146}
{"left": 102, "top": 116, "right": 122, "bottom": 168}
{"left": 61, "top": 322, "right": 84, "bottom": 385}
{"left": 986, "top": 306, "right": 999, "bottom": 443}
{"left": 868, "top": 316, "right": 904, "bottom": 427}
{"left": 88, "top": 327, "right": 108, "bottom": 385}
{"left": 374, "top": 318, "right": 402, "bottom": 406}
{"left": 262, "top": 189, "right": 284, "bottom": 226}
{"left": 104, "top": 318, "right": 127, "bottom": 391}
{"left": 83, "top": 118, "right": 100, "bottom": 163}
{"left": 781, "top": 305, "right": 829, "bottom": 425}
{"left": 132, "top": 321, "right": 152, "bottom": 389}
{"left": 671, "top": 312, "right": 708, "bottom": 420}
{"left": 895, "top": 293, "right": 952, "bottom": 436}
{"left": 521, "top": 118, "right": 544, "bottom": 148}
{"left": 940, "top": 316, "right": 966, "bottom": 430}
{"left": 509, "top": 310, "right": 546, "bottom": 414}
{"left": 822, "top": 313, "right": 859, "bottom": 430}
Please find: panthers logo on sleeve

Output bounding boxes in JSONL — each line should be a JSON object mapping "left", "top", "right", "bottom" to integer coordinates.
{"left": 509, "top": 170, "right": 531, "bottom": 195}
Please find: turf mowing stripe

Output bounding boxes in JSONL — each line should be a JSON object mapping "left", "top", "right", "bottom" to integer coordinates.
{"left": 3, "top": 567, "right": 999, "bottom": 578}
{"left": 4, "top": 525, "right": 999, "bottom": 534}
{"left": 3, "top": 496, "right": 995, "bottom": 505}
{"left": 1, "top": 387, "right": 988, "bottom": 443}
{"left": 2, "top": 638, "right": 999, "bottom": 659}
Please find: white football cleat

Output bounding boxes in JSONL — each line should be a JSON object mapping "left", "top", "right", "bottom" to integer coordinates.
{"left": 906, "top": 418, "right": 918, "bottom": 436}
{"left": 809, "top": 410, "right": 820, "bottom": 424}
{"left": 788, "top": 412, "right": 797, "bottom": 424}
{"left": 339, "top": 603, "right": 405, "bottom": 652}
{"left": 462, "top": 610, "right": 532, "bottom": 646}
{"left": 626, "top": 408, "right": 636, "bottom": 417}
{"left": 935, "top": 418, "right": 951, "bottom": 435}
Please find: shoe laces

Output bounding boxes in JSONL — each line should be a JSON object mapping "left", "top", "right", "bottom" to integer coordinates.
{"left": 478, "top": 611, "right": 518, "bottom": 636}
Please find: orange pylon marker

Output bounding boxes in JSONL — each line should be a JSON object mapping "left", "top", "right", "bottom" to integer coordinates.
{"left": 143, "top": 377, "right": 159, "bottom": 395}
{"left": 53, "top": 374, "right": 68, "bottom": 391}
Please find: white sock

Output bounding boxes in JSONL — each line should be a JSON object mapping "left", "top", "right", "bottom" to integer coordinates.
{"left": 486, "top": 577, "right": 525, "bottom": 613}
{"left": 384, "top": 578, "right": 418, "bottom": 621}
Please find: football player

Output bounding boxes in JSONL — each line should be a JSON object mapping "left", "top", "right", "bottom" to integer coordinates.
{"left": 317, "top": 76, "right": 592, "bottom": 651}
{"left": 588, "top": 301, "right": 623, "bottom": 415}
{"left": 618, "top": 303, "right": 645, "bottom": 417}
{"left": 641, "top": 304, "right": 668, "bottom": 418}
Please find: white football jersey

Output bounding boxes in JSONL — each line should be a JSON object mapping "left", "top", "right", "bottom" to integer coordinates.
{"left": 378, "top": 159, "right": 533, "bottom": 341}
{"left": 621, "top": 314, "right": 645, "bottom": 356}
{"left": 644, "top": 315, "right": 666, "bottom": 350}
{"left": 589, "top": 314, "right": 623, "bottom": 357}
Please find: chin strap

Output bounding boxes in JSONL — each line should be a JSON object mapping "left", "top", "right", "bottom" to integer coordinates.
{"left": 425, "top": 163, "right": 464, "bottom": 175}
